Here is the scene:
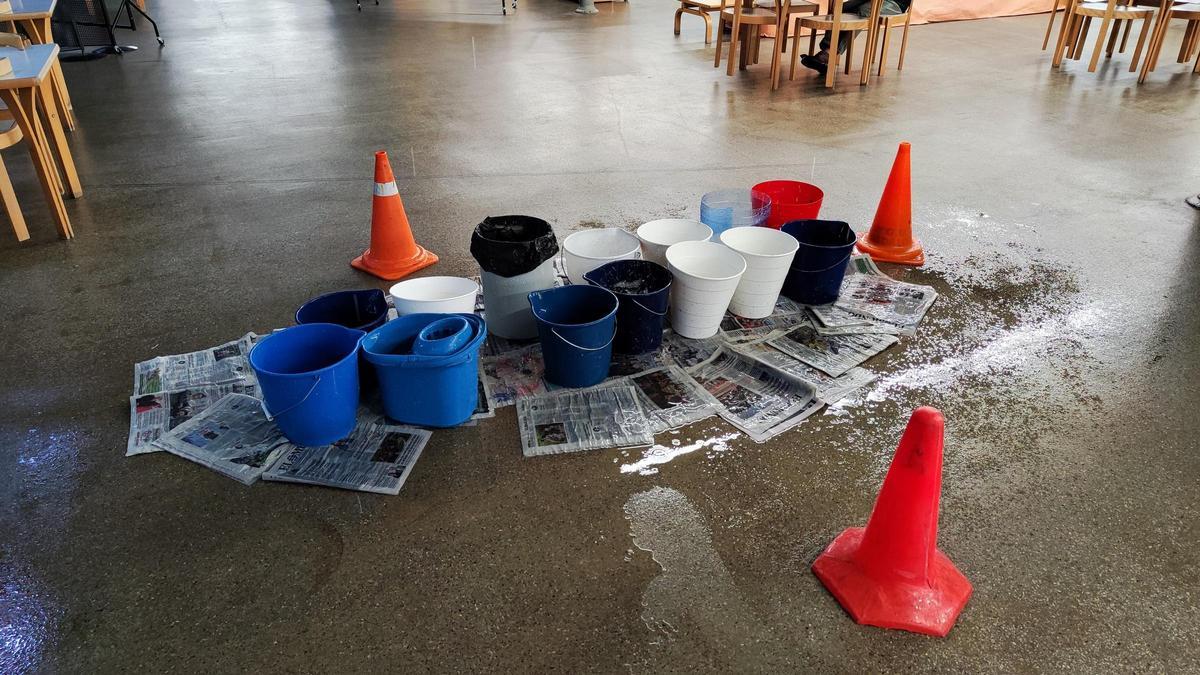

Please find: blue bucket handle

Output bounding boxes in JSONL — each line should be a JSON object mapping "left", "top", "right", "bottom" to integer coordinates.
{"left": 631, "top": 299, "right": 667, "bottom": 317}
{"left": 795, "top": 253, "right": 853, "bottom": 274}
{"left": 550, "top": 325, "right": 618, "bottom": 352}
{"left": 258, "top": 375, "right": 322, "bottom": 422}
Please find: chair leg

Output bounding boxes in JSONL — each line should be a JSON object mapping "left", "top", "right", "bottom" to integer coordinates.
{"left": 1128, "top": 14, "right": 1147, "bottom": 72}
{"left": 1194, "top": 37, "right": 1200, "bottom": 72}
{"left": 703, "top": 11, "right": 713, "bottom": 44}
{"left": 1178, "top": 22, "right": 1196, "bottom": 62}
{"left": 1106, "top": 19, "right": 1121, "bottom": 57}
{"left": 877, "top": 24, "right": 891, "bottom": 76}
{"left": 0, "top": 154, "right": 29, "bottom": 242}
{"left": 1073, "top": 17, "right": 1091, "bottom": 60}
{"left": 790, "top": 23, "right": 803, "bottom": 79}
{"left": 714, "top": 16, "right": 726, "bottom": 67}
{"left": 1088, "top": 16, "right": 1112, "bottom": 71}
{"left": 844, "top": 31, "right": 854, "bottom": 74}
{"left": 1119, "top": 14, "right": 1132, "bottom": 52}
{"left": 771, "top": 18, "right": 786, "bottom": 89}
{"left": 1053, "top": 7, "right": 1077, "bottom": 66}
{"left": 675, "top": 6, "right": 683, "bottom": 35}
{"left": 898, "top": 17, "right": 910, "bottom": 70}
{"left": 1043, "top": 0, "right": 1062, "bottom": 50}
{"left": 826, "top": 26, "right": 839, "bottom": 87}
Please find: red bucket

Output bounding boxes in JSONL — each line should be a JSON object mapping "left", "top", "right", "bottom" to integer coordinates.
{"left": 753, "top": 180, "right": 824, "bottom": 229}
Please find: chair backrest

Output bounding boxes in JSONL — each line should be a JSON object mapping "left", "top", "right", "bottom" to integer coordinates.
{"left": 0, "top": 32, "right": 27, "bottom": 49}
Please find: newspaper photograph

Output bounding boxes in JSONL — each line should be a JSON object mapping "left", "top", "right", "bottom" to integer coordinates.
{"left": 517, "top": 384, "right": 653, "bottom": 457}
{"left": 482, "top": 344, "right": 550, "bottom": 407}
{"left": 133, "top": 332, "right": 258, "bottom": 396}
{"left": 152, "top": 393, "right": 292, "bottom": 485}
{"left": 126, "top": 382, "right": 259, "bottom": 456}
{"left": 660, "top": 332, "right": 724, "bottom": 370}
{"left": 263, "top": 421, "right": 431, "bottom": 495}
{"left": 686, "top": 348, "right": 817, "bottom": 443}
{"left": 768, "top": 324, "right": 898, "bottom": 377}
{"left": 834, "top": 273, "right": 938, "bottom": 333}
{"left": 845, "top": 254, "right": 886, "bottom": 277}
{"left": 606, "top": 365, "right": 714, "bottom": 434}
{"left": 730, "top": 341, "right": 877, "bottom": 405}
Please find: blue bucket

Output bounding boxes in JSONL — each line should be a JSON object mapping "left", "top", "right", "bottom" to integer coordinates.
{"left": 361, "top": 313, "right": 486, "bottom": 427}
{"left": 249, "top": 323, "right": 364, "bottom": 446}
{"left": 583, "top": 260, "right": 672, "bottom": 355}
{"left": 528, "top": 285, "right": 619, "bottom": 388}
{"left": 295, "top": 289, "right": 389, "bottom": 332}
{"left": 781, "top": 219, "right": 857, "bottom": 305}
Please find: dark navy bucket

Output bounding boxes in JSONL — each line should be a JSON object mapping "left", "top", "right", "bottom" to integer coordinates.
{"left": 528, "top": 285, "right": 619, "bottom": 388}
{"left": 295, "top": 289, "right": 389, "bottom": 332}
{"left": 360, "top": 313, "right": 486, "bottom": 428}
{"left": 781, "top": 219, "right": 857, "bottom": 306}
{"left": 249, "top": 323, "right": 364, "bottom": 446}
{"left": 583, "top": 260, "right": 672, "bottom": 354}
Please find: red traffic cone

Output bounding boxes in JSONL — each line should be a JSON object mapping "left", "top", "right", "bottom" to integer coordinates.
{"left": 812, "top": 407, "right": 971, "bottom": 637}
{"left": 856, "top": 142, "right": 925, "bottom": 266}
{"left": 351, "top": 151, "right": 438, "bottom": 280}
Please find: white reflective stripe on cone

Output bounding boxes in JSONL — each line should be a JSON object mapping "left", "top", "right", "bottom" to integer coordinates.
{"left": 374, "top": 181, "right": 400, "bottom": 197}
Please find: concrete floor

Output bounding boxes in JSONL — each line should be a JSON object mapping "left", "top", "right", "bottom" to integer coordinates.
{"left": 1, "top": 0, "right": 1198, "bottom": 671}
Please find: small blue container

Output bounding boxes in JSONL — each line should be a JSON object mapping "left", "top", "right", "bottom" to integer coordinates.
{"left": 361, "top": 313, "right": 487, "bottom": 427}
{"left": 781, "top": 219, "right": 857, "bottom": 305}
{"left": 583, "top": 260, "right": 672, "bottom": 355}
{"left": 295, "top": 289, "right": 389, "bottom": 332}
{"left": 528, "top": 285, "right": 619, "bottom": 388}
{"left": 249, "top": 323, "right": 365, "bottom": 446}
{"left": 412, "top": 316, "right": 473, "bottom": 356}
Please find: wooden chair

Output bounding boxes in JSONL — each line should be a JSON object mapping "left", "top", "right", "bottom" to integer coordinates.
{"left": 1138, "top": 2, "right": 1200, "bottom": 81}
{"left": 676, "top": 0, "right": 727, "bottom": 45}
{"left": 1053, "top": 0, "right": 1155, "bottom": 72}
{"left": 0, "top": 119, "right": 29, "bottom": 241}
{"left": 795, "top": 0, "right": 882, "bottom": 87}
{"left": 874, "top": 0, "right": 913, "bottom": 76}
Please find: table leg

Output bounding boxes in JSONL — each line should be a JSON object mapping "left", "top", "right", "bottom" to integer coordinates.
{"left": 0, "top": 88, "right": 72, "bottom": 238}
{"left": 20, "top": 18, "right": 77, "bottom": 131}
{"left": 36, "top": 80, "right": 82, "bottom": 198}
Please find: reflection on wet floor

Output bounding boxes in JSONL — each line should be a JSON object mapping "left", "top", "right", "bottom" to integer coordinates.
{"left": 0, "top": 562, "right": 59, "bottom": 673}
{"left": 620, "top": 431, "right": 740, "bottom": 476}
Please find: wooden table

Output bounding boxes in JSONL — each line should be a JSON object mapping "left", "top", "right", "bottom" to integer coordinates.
{"left": 2, "top": 0, "right": 76, "bottom": 130}
{"left": 0, "top": 43, "right": 82, "bottom": 238}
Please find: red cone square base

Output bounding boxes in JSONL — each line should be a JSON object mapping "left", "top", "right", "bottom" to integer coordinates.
{"left": 812, "top": 526, "right": 972, "bottom": 637}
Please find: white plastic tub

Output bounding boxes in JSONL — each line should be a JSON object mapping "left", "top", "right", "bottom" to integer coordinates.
{"left": 636, "top": 219, "right": 713, "bottom": 266}
{"left": 665, "top": 241, "right": 747, "bottom": 339}
{"left": 719, "top": 227, "right": 800, "bottom": 319}
{"left": 562, "top": 229, "right": 641, "bottom": 284}
{"left": 389, "top": 276, "right": 479, "bottom": 315}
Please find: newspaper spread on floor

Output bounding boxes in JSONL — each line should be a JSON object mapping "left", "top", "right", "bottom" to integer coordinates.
{"left": 601, "top": 365, "right": 714, "bottom": 434}
{"left": 482, "top": 344, "right": 550, "bottom": 407}
{"left": 768, "top": 323, "right": 898, "bottom": 377}
{"left": 263, "top": 421, "right": 430, "bottom": 495}
{"left": 686, "top": 347, "right": 817, "bottom": 443}
{"left": 517, "top": 383, "right": 653, "bottom": 457}
{"left": 730, "top": 341, "right": 876, "bottom": 405}
{"left": 719, "top": 311, "right": 808, "bottom": 343}
{"left": 471, "top": 369, "right": 496, "bottom": 420}
{"left": 660, "top": 331, "right": 724, "bottom": 370}
{"left": 127, "top": 382, "right": 259, "bottom": 456}
{"left": 152, "top": 393, "right": 291, "bottom": 485}
{"left": 832, "top": 270, "right": 938, "bottom": 334}
{"left": 127, "top": 332, "right": 262, "bottom": 456}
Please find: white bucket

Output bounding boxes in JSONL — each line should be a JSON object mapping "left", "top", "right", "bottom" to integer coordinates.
{"left": 719, "top": 227, "right": 800, "bottom": 319}
{"left": 665, "top": 241, "right": 747, "bottom": 339}
{"left": 562, "top": 229, "right": 641, "bottom": 284}
{"left": 389, "top": 276, "right": 479, "bottom": 316}
{"left": 480, "top": 258, "right": 556, "bottom": 340}
{"left": 636, "top": 219, "right": 713, "bottom": 266}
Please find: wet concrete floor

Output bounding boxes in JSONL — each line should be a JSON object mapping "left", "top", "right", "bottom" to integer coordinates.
{"left": 1, "top": 0, "right": 1198, "bottom": 671}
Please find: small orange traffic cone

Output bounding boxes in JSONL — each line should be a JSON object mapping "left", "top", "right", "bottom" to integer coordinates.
{"left": 351, "top": 151, "right": 438, "bottom": 281}
{"left": 856, "top": 142, "right": 924, "bottom": 266}
{"left": 812, "top": 407, "right": 972, "bottom": 637}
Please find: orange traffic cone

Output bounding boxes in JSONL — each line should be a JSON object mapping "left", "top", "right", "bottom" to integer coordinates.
{"left": 351, "top": 151, "right": 438, "bottom": 280}
{"left": 812, "top": 407, "right": 972, "bottom": 637}
{"left": 856, "top": 142, "right": 925, "bottom": 266}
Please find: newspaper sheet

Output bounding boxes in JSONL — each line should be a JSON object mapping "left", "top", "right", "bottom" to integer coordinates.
{"left": 730, "top": 341, "right": 876, "bottom": 405}
{"left": 152, "top": 393, "right": 292, "bottom": 485}
{"left": 660, "top": 332, "right": 724, "bottom": 370}
{"left": 806, "top": 305, "right": 903, "bottom": 336}
{"left": 686, "top": 348, "right": 817, "bottom": 443}
{"left": 132, "top": 333, "right": 258, "bottom": 396}
{"left": 719, "top": 312, "right": 808, "bottom": 343}
{"left": 471, "top": 369, "right": 496, "bottom": 420}
{"left": 517, "top": 384, "right": 654, "bottom": 457}
{"left": 758, "top": 397, "right": 825, "bottom": 439}
{"left": 609, "top": 351, "right": 667, "bottom": 378}
{"left": 768, "top": 324, "right": 898, "bottom": 377}
{"left": 833, "top": 273, "right": 938, "bottom": 333}
{"left": 845, "top": 254, "right": 886, "bottom": 277}
{"left": 127, "top": 382, "right": 259, "bottom": 456}
{"left": 481, "top": 344, "right": 550, "bottom": 408}
{"left": 263, "top": 421, "right": 430, "bottom": 495}
{"left": 603, "top": 365, "right": 714, "bottom": 434}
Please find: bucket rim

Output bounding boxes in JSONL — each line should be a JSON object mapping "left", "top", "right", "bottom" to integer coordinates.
{"left": 473, "top": 215, "right": 554, "bottom": 244}
{"left": 781, "top": 219, "right": 857, "bottom": 250}
{"left": 561, "top": 228, "right": 641, "bottom": 261}
{"left": 250, "top": 323, "right": 365, "bottom": 379}
{"left": 361, "top": 313, "right": 487, "bottom": 366}
{"left": 719, "top": 227, "right": 801, "bottom": 259}
{"left": 665, "top": 240, "right": 748, "bottom": 282}
{"left": 635, "top": 218, "right": 712, "bottom": 246}
{"left": 527, "top": 285, "right": 620, "bottom": 329}
{"left": 294, "top": 288, "right": 388, "bottom": 330}
{"left": 388, "top": 276, "right": 480, "bottom": 302}
{"left": 752, "top": 180, "right": 825, "bottom": 206}
{"left": 700, "top": 188, "right": 773, "bottom": 213}
{"left": 582, "top": 260, "right": 673, "bottom": 298}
